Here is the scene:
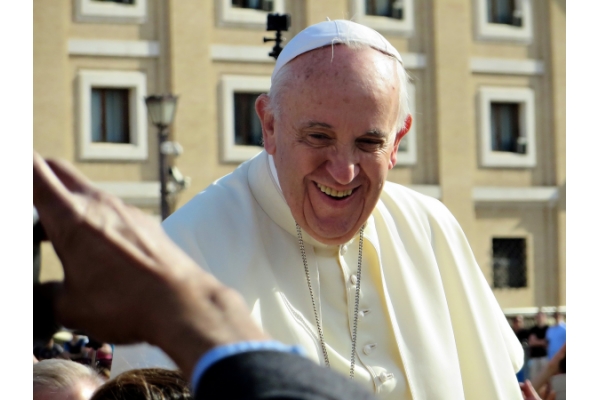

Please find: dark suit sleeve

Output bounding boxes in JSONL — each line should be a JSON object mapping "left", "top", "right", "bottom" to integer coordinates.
{"left": 195, "top": 350, "right": 376, "bottom": 400}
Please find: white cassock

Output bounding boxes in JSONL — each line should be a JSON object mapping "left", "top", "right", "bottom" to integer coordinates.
{"left": 112, "top": 151, "right": 523, "bottom": 399}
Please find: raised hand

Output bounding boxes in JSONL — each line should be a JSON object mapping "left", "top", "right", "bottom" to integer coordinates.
{"left": 33, "top": 152, "right": 269, "bottom": 376}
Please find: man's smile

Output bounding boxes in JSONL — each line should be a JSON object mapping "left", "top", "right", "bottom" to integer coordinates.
{"left": 316, "top": 182, "right": 354, "bottom": 198}
{"left": 313, "top": 182, "right": 360, "bottom": 205}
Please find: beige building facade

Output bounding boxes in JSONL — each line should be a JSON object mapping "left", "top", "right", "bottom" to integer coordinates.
{"left": 34, "top": 0, "right": 566, "bottom": 315}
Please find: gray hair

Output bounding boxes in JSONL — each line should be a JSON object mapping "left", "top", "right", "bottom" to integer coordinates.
{"left": 33, "top": 359, "right": 103, "bottom": 396}
{"left": 267, "top": 41, "right": 411, "bottom": 133}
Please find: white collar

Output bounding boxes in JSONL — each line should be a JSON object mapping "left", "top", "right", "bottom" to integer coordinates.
{"left": 267, "top": 153, "right": 282, "bottom": 192}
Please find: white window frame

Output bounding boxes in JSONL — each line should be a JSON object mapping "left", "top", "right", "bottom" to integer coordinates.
{"left": 74, "top": 0, "right": 147, "bottom": 24}
{"left": 478, "top": 86, "right": 536, "bottom": 168}
{"left": 474, "top": 0, "right": 533, "bottom": 43}
{"left": 217, "top": 0, "right": 285, "bottom": 29}
{"left": 77, "top": 70, "right": 148, "bottom": 161}
{"left": 350, "top": 0, "right": 414, "bottom": 36}
{"left": 220, "top": 75, "right": 270, "bottom": 163}
{"left": 395, "top": 81, "right": 417, "bottom": 165}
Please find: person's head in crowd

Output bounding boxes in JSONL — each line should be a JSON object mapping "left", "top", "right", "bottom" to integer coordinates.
{"left": 33, "top": 338, "right": 65, "bottom": 361}
{"left": 512, "top": 315, "right": 524, "bottom": 332}
{"left": 93, "top": 343, "right": 113, "bottom": 380}
{"left": 535, "top": 310, "right": 547, "bottom": 327}
{"left": 90, "top": 368, "right": 191, "bottom": 400}
{"left": 40, "top": 338, "right": 58, "bottom": 351}
{"left": 33, "top": 359, "right": 103, "bottom": 400}
{"left": 554, "top": 311, "right": 564, "bottom": 324}
{"left": 68, "top": 334, "right": 87, "bottom": 350}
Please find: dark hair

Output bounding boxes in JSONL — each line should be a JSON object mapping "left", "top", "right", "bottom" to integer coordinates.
{"left": 91, "top": 368, "right": 191, "bottom": 400}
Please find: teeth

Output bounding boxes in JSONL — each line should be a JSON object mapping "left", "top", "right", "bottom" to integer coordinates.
{"left": 317, "top": 183, "right": 353, "bottom": 198}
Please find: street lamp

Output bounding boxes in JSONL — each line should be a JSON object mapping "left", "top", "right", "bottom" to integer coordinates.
{"left": 145, "top": 94, "right": 179, "bottom": 220}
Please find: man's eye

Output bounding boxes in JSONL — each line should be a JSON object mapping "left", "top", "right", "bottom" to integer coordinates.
{"left": 305, "top": 133, "right": 333, "bottom": 145}
{"left": 308, "top": 133, "right": 330, "bottom": 141}
{"left": 298, "top": 132, "right": 332, "bottom": 147}
{"left": 357, "top": 140, "right": 384, "bottom": 151}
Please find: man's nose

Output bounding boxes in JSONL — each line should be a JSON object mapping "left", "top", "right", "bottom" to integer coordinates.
{"left": 326, "top": 151, "right": 360, "bottom": 185}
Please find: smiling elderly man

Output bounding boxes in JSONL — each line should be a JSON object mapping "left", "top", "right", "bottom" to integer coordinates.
{"left": 113, "top": 20, "right": 523, "bottom": 399}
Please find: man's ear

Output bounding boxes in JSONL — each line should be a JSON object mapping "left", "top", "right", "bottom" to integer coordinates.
{"left": 389, "top": 114, "right": 413, "bottom": 169}
{"left": 255, "top": 94, "right": 276, "bottom": 155}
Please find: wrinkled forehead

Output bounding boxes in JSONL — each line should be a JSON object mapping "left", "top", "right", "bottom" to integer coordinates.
{"left": 286, "top": 44, "right": 397, "bottom": 78}
{"left": 274, "top": 46, "right": 401, "bottom": 132}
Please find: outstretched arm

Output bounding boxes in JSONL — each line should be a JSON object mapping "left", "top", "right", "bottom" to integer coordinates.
{"left": 33, "top": 152, "right": 269, "bottom": 378}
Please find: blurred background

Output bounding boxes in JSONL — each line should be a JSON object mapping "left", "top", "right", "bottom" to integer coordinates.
{"left": 33, "top": 0, "right": 566, "bottom": 376}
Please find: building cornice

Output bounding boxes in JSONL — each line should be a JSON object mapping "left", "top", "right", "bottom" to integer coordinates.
{"left": 472, "top": 186, "right": 559, "bottom": 205}
{"left": 470, "top": 57, "right": 544, "bottom": 75}
{"left": 68, "top": 39, "right": 160, "bottom": 58}
{"left": 211, "top": 45, "right": 427, "bottom": 69}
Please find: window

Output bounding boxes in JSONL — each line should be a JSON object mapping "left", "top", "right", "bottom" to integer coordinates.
{"left": 395, "top": 81, "right": 417, "bottom": 166}
{"left": 234, "top": 93, "right": 263, "bottom": 147}
{"left": 220, "top": 75, "right": 270, "bottom": 163}
{"left": 75, "top": 0, "right": 147, "bottom": 24}
{"left": 231, "top": 0, "right": 273, "bottom": 12}
{"left": 478, "top": 87, "right": 535, "bottom": 168}
{"left": 91, "top": 88, "right": 130, "bottom": 144}
{"left": 365, "top": 0, "right": 404, "bottom": 20}
{"left": 93, "top": 0, "right": 135, "bottom": 4}
{"left": 77, "top": 70, "right": 148, "bottom": 161}
{"left": 490, "top": 103, "right": 526, "bottom": 154}
{"left": 217, "top": 0, "right": 284, "bottom": 28}
{"left": 474, "top": 0, "right": 532, "bottom": 42}
{"left": 397, "top": 138, "right": 408, "bottom": 152}
{"left": 487, "top": 0, "right": 522, "bottom": 26}
{"left": 350, "top": 0, "right": 414, "bottom": 35}
{"left": 492, "top": 238, "right": 527, "bottom": 288}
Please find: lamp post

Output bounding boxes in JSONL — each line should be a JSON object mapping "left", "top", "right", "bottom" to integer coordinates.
{"left": 145, "top": 94, "right": 179, "bottom": 221}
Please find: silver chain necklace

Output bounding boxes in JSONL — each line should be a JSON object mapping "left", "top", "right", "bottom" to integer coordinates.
{"left": 295, "top": 222, "right": 365, "bottom": 379}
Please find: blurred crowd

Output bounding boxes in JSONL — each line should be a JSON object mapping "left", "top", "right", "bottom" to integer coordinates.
{"left": 32, "top": 311, "right": 566, "bottom": 400}
{"left": 33, "top": 334, "right": 192, "bottom": 400}
{"left": 510, "top": 310, "right": 567, "bottom": 400}
{"left": 33, "top": 360, "right": 191, "bottom": 400}
{"left": 33, "top": 333, "right": 113, "bottom": 380}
